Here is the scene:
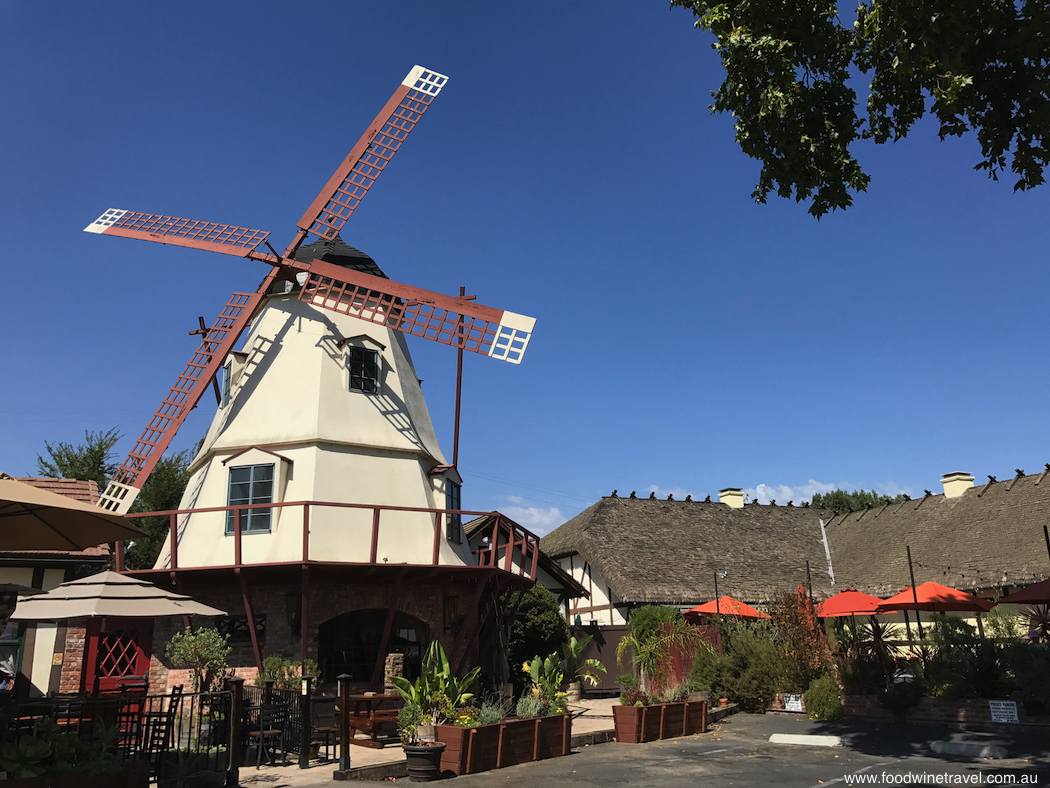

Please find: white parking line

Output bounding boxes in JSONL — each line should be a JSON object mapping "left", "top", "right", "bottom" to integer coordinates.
{"left": 808, "top": 761, "right": 891, "bottom": 788}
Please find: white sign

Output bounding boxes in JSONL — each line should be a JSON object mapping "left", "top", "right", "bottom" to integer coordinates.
{"left": 989, "top": 700, "right": 1018, "bottom": 723}
{"left": 784, "top": 694, "right": 804, "bottom": 713}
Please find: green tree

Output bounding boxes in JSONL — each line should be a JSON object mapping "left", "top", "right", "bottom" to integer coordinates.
{"left": 670, "top": 0, "right": 1050, "bottom": 217}
{"left": 507, "top": 585, "right": 569, "bottom": 689}
{"left": 37, "top": 429, "right": 200, "bottom": 569}
{"left": 36, "top": 428, "right": 121, "bottom": 489}
{"left": 166, "top": 626, "right": 231, "bottom": 692}
{"left": 811, "top": 488, "right": 906, "bottom": 514}
{"left": 124, "top": 444, "right": 199, "bottom": 570}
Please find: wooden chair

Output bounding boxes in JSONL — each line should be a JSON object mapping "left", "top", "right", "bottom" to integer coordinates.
{"left": 248, "top": 703, "right": 288, "bottom": 768}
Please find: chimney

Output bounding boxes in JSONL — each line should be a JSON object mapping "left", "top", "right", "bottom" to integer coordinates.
{"left": 940, "top": 472, "right": 974, "bottom": 499}
{"left": 719, "top": 488, "right": 744, "bottom": 509}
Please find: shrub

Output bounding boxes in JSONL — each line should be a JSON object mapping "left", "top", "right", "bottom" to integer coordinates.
{"left": 1001, "top": 643, "right": 1050, "bottom": 715}
{"left": 878, "top": 680, "right": 924, "bottom": 719}
{"left": 478, "top": 699, "right": 508, "bottom": 725}
{"left": 768, "top": 586, "right": 830, "bottom": 693}
{"left": 397, "top": 703, "right": 424, "bottom": 741}
{"left": 985, "top": 605, "right": 1023, "bottom": 641}
{"left": 507, "top": 587, "right": 569, "bottom": 691}
{"left": 661, "top": 685, "right": 689, "bottom": 703}
{"left": 516, "top": 694, "right": 545, "bottom": 718}
{"left": 619, "top": 688, "right": 649, "bottom": 706}
{"left": 616, "top": 673, "right": 638, "bottom": 688}
{"left": 803, "top": 675, "right": 843, "bottom": 720}
{"left": 255, "top": 656, "right": 321, "bottom": 689}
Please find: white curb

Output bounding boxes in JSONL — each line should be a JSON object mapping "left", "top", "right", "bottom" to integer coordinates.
{"left": 769, "top": 733, "right": 842, "bottom": 747}
{"left": 930, "top": 741, "right": 1007, "bottom": 759}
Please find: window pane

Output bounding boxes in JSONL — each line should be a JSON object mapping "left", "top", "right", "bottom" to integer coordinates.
{"left": 230, "top": 467, "right": 251, "bottom": 484}
{"left": 227, "top": 463, "right": 275, "bottom": 535}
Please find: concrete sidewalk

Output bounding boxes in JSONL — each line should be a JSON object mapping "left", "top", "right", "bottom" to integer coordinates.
{"left": 236, "top": 696, "right": 622, "bottom": 786}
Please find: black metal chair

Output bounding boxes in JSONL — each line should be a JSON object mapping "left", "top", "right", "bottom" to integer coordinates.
{"left": 145, "top": 685, "right": 183, "bottom": 780}
{"left": 248, "top": 702, "right": 288, "bottom": 768}
{"left": 311, "top": 696, "right": 338, "bottom": 762}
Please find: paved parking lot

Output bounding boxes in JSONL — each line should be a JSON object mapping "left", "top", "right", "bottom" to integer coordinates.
{"left": 449, "top": 714, "right": 1048, "bottom": 788}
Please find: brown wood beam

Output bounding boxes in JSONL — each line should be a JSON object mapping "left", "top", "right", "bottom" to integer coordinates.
{"left": 451, "top": 575, "right": 491, "bottom": 676}
{"left": 369, "top": 569, "right": 405, "bottom": 690}
{"left": 300, "top": 564, "right": 310, "bottom": 665}
{"left": 237, "top": 568, "right": 263, "bottom": 673}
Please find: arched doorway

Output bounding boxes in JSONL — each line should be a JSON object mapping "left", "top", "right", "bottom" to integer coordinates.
{"left": 318, "top": 609, "right": 427, "bottom": 684}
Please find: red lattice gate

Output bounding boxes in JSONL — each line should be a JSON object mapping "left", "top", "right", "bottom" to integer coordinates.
{"left": 83, "top": 619, "right": 152, "bottom": 694}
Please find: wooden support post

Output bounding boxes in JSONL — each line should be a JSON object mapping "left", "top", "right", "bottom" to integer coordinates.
{"left": 369, "top": 508, "right": 381, "bottom": 563}
{"left": 234, "top": 509, "right": 243, "bottom": 567}
{"left": 528, "top": 538, "right": 539, "bottom": 579}
{"left": 432, "top": 512, "right": 442, "bottom": 565}
{"left": 658, "top": 704, "right": 665, "bottom": 739}
{"left": 451, "top": 575, "right": 491, "bottom": 676}
{"left": 237, "top": 569, "right": 263, "bottom": 673}
{"left": 225, "top": 676, "right": 244, "bottom": 788}
{"left": 170, "top": 513, "right": 178, "bottom": 570}
{"left": 299, "top": 674, "right": 313, "bottom": 769}
{"left": 562, "top": 712, "right": 570, "bottom": 755}
{"left": 533, "top": 718, "right": 540, "bottom": 761}
{"left": 301, "top": 565, "right": 310, "bottom": 665}
{"left": 302, "top": 503, "right": 310, "bottom": 562}
{"left": 115, "top": 541, "right": 125, "bottom": 572}
{"left": 369, "top": 571, "right": 404, "bottom": 690}
{"left": 338, "top": 674, "right": 351, "bottom": 771}
{"left": 487, "top": 516, "right": 500, "bottom": 567}
{"left": 503, "top": 529, "right": 515, "bottom": 571}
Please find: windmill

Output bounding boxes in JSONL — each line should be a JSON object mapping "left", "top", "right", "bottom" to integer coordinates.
{"left": 85, "top": 66, "right": 535, "bottom": 520}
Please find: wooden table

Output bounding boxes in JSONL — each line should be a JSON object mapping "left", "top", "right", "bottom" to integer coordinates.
{"left": 345, "top": 693, "right": 403, "bottom": 749}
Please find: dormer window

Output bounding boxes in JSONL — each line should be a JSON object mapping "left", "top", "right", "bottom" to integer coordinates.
{"left": 348, "top": 346, "right": 380, "bottom": 394}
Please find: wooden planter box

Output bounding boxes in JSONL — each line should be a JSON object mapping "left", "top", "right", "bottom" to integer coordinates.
{"left": 5, "top": 762, "right": 150, "bottom": 788}
{"left": 435, "top": 713, "right": 572, "bottom": 775}
{"left": 613, "top": 700, "right": 707, "bottom": 743}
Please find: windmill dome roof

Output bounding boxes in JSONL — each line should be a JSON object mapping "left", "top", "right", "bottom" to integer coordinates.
{"left": 292, "top": 233, "right": 387, "bottom": 279}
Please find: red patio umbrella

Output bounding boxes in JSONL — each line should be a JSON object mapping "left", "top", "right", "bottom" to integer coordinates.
{"left": 875, "top": 581, "right": 994, "bottom": 613}
{"left": 684, "top": 596, "right": 771, "bottom": 620}
{"left": 1000, "top": 578, "right": 1050, "bottom": 605}
{"left": 816, "top": 589, "right": 885, "bottom": 618}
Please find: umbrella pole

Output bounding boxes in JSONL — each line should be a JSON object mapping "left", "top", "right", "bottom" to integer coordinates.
{"left": 1044, "top": 524, "right": 1050, "bottom": 568}
{"left": 907, "top": 546, "right": 924, "bottom": 639}
{"left": 714, "top": 571, "right": 721, "bottom": 618}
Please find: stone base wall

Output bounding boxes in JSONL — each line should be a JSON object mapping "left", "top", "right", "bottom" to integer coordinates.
{"left": 843, "top": 695, "right": 1050, "bottom": 731}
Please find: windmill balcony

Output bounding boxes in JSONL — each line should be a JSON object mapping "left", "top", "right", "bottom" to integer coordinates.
{"left": 117, "top": 500, "right": 540, "bottom": 579}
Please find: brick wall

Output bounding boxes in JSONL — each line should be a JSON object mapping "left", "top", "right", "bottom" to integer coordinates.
{"left": 843, "top": 695, "right": 1050, "bottom": 730}
{"left": 58, "top": 626, "right": 85, "bottom": 693}
{"left": 146, "top": 578, "right": 472, "bottom": 693}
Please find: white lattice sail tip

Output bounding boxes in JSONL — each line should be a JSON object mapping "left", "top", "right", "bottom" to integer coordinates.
{"left": 96, "top": 480, "right": 141, "bottom": 515}
{"left": 403, "top": 66, "right": 448, "bottom": 96}
{"left": 84, "top": 209, "right": 129, "bottom": 233}
{"left": 488, "top": 311, "right": 535, "bottom": 365}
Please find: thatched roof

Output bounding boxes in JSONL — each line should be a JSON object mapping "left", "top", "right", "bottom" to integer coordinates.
{"left": 826, "top": 471, "right": 1050, "bottom": 597}
{"left": 539, "top": 496, "right": 837, "bottom": 605}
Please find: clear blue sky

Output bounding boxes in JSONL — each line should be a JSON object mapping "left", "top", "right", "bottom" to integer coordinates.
{"left": 3, "top": 2, "right": 1048, "bottom": 534}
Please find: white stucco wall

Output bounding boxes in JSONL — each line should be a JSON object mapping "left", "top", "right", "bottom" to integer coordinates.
{"left": 156, "top": 291, "right": 473, "bottom": 570}
{"left": 557, "top": 555, "right": 627, "bottom": 626}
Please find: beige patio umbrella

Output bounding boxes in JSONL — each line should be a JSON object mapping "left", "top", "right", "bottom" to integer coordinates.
{"left": 0, "top": 474, "right": 144, "bottom": 550}
{"left": 10, "top": 571, "right": 225, "bottom": 620}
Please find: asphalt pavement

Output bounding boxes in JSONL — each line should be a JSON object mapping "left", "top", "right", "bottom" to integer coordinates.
{"left": 265, "top": 711, "right": 1050, "bottom": 787}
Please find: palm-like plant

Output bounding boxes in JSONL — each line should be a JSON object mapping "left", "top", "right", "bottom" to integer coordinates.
{"left": 559, "top": 635, "right": 606, "bottom": 687}
{"left": 390, "top": 641, "right": 480, "bottom": 726}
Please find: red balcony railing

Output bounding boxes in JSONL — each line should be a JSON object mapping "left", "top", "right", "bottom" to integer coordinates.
{"left": 117, "top": 500, "right": 540, "bottom": 580}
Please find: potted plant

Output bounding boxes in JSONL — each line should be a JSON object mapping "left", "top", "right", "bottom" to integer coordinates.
{"left": 0, "top": 720, "right": 149, "bottom": 787}
{"left": 391, "top": 641, "right": 479, "bottom": 782}
{"left": 612, "top": 684, "right": 708, "bottom": 744}
{"left": 434, "top": 654, "right": 573, "bottom": 775}
{"left": 559, "top": 634, "right": 606, "bottom": 701}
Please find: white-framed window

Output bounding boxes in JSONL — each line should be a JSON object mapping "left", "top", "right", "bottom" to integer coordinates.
{"left": 226, "top": 463, "right": 273, "bottom": 534}
{"left": 348, "top": 346, "right": 380, "bottom": 394}
{"left": 220, "top": 361, "right": 232, "bottom": 407}
{"left": 446, "top": 480, "right": 462, "bottom": 543}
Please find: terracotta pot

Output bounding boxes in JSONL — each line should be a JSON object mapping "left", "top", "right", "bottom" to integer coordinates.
{"left": 720, "top": 698, "right": 729, "bottom": 707}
